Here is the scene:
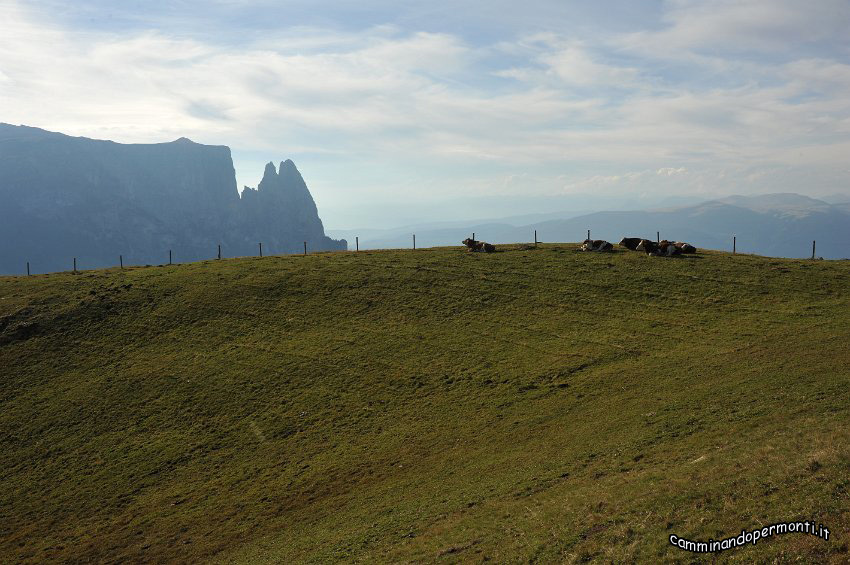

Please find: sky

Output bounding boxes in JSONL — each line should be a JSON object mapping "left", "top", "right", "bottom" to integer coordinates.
{"left": 2, "top": 0, "right": 849, "bottom": 228}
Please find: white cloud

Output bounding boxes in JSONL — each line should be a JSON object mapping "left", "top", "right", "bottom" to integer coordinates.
{"left": 1, "top": 0, "right": 849, "bottom": 227}
{"left": 494, "top": 36, "right": 640, "bottom": 89}
{"left": 657, "top": 167, "right": 687, "bottom": 176}
{"left": 625, "top": 0, "right": 850, "bottom": 54}
{"left": 541, "top": 47, "right": 637, "bottom": 87}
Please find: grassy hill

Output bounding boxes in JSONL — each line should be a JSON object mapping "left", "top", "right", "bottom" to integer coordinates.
{"left": 2, "top": 244, "right": 849, "bottom": 563}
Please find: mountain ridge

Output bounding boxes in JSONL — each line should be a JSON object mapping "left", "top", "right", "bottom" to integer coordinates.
{"left": 0, "top": 124, "right": 345, "bottom": 274}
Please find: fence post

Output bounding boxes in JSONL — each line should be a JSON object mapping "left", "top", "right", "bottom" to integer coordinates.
{"left": 169, "top": 250, "right": 172, "bottom": 265}
{"left": 303, "top": 241, "right": 307, "bottom": 255}
{"left": 218, "top": 244, "right": 221, "bottom": 260}
{"left": 534, "top": 229, "right": 538, "bottom": 247}
{"left": 120, "top": 255, "right": 123, "bottom": 269}
{"left": 587, "top": 229, "right": 590, "bottom": 241}
{"left": 472, "top": 232, "right": 475, "bottom": 242}
{"left": 356, "top": 236, "right": 359, "bottom": 251}
{"left": 733, "top": 235, "right": 736, "bottom": 254}
{"left": 657, "top": 231, "right": 660, "bottom": 244}
{"left": 413, "top": 234, "right": 416, "bottom": 249}
{"left": 73, "top": 257, "right": 77, "bottom": 272}
{"left": 812, "top": 240, "right": 816, "bottom": 259}
{"left": 259, "top": 242, "right": 263, "bottom": 257}
{"left": 27, "top": 262, "right": 30, "bottom": 276}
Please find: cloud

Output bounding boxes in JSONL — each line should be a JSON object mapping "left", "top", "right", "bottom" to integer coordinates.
{"left": 1, "top": 0, "right": 849, "bottom": 227}
{"left": 493, "top": 34, "right": 641, "bottom": 92}
{"left": 624, "top": 0, "right": 850, "bottom": 55}
{"left": 657, "top": 167, "right": 687, "bottom": 176}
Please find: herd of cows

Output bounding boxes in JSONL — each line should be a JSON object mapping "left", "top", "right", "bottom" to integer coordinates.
{"left": 594, "top": 237, "right": 696, "bottom": 256}
{"left": 462, "top": 237, "right": 697, "bottom": 256}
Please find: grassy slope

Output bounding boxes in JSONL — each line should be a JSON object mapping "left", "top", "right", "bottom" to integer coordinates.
{"left": 1, "top": 244, "right": 849, "bottom": 563}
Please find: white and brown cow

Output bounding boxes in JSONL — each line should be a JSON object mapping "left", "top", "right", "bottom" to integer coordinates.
{"left": 654, "top": 240, "right": 682, "bottom": 257}
{"left": 580, "top": 239, "right": 614, "bottom": 252}
{"left": 462, "top": 238, "right": 496, "bottom": 253}
{"left": 635, "top": 239, "right": 657, "bottom": 254}
{"left": 619, "top": 237, "right": 646, "bottom": 250}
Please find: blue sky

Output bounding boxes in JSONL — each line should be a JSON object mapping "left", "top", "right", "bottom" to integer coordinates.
{"left": 2, "top": 0, "right": 849, "bottom": 227}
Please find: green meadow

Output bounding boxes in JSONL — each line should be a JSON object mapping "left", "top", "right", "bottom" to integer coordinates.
{"left": 1, "top": 244, "right": 848, "bottom": 563}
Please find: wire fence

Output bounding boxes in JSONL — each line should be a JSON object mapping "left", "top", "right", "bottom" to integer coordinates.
{"left": 12, "top": 231, "right": 823, "bottom": 276}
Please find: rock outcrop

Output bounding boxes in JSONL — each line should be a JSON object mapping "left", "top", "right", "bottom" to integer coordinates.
{"left": 237, "top": 159, "right": 339, "bottom": 255}
{"left": 0, "top": 124, "right": 346, "bottom": 274}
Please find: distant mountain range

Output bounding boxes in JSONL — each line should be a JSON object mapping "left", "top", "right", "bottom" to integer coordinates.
{"left": 329, "top": 193, "right": 850, "bottom": 259}
{"left": 0, "top": 124, "right": 345, "bottom": 275}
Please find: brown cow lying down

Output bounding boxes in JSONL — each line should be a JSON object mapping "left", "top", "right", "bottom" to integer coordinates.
{"left": 628, "top": 238, "right": 697, "bottom": 255}
{"left": 580, "top": 239, "right": 613, "bottom": 252}
{"left": 655, "top": 241, "right": 682, "bottom": 256}
{"left": 462, "top": 238, "right": 496, "bottom": 253}
{"left": 660, "top": 240, "right": 697, "bottom": 254}
{"left": 635, "top": 239, "right": 657, "bottom": 254}
{"left": 619, "top": 237, "right": 646, "bottom": 250}
{"left": 635, "top": 239, "right": 682, "bottom": 256}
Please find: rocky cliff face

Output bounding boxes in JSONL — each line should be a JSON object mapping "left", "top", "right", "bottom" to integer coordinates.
{"left": 0, "top": 124, "right": 346, "bottom": 274}
{"left": 237, "top": 159, "right": 337, "bottom": 254}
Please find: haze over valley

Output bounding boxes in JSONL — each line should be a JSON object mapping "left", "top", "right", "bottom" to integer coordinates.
{"left": 329, "top": 192, "right": 850, "bottom": 259}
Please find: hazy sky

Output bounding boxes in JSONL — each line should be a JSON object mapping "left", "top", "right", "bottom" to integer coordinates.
{"left": 2, "top": 0, "right": 849, "bottom": 227}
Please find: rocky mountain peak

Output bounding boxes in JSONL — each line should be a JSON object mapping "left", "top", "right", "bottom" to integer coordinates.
{"left": 262, "top": 161, "right": 277, "bottom": 180}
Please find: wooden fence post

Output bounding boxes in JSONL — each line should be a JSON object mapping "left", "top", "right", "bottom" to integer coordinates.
{"left": 534, "top": 229, "right": 538, "bottom": 247}
{"left": 303, "top": 241, "right": 307, "bottom": 255}
{"left": 472, "top": 232, "right": 475, "bottom": 242}
{"left": 657, "top": 231, "right": 660, "bottom": 244}
{"left": 733, "top": 235, "right": 736, "bottom": 254}
{"left": 218, "top": 244, "right": 221, "bottom": 260}
{"left": 259, "top": 242, "right": 263, "bottom": 257}
{"left": 587, "top": 229, "right": 590, "bottom": 241}
{"left": 356, "top": 236, "right": 359, "bottom": 252}
{"left": 27, "top": 262, "right": 30, "bottom": 276}
{"left": 120, "top": 255, "right": 123, "bottom": 269}
{"left": 169, "top": 250, "right": 172, "bottom": 265}
{"left": 812, "top": 240, "right": 816, "bottom": 259}
{"left": 73, "top": 257, "right": 77, "bottom": 272}
{"left": 413, "top": 234, "right": 416, "bottom": 249}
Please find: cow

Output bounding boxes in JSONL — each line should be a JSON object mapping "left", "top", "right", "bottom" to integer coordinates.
{"left": 619, "top": 237, "right": 645, "bottom": 250}
{"left": 634, "top": 238, "right": 695, "bottom": 256}
{"left": 655, "top": 241, "right": 682, "bottom": 257}
{"left": 462, "top": 238, "right": 496, "bottom": 253}
{"left": 635, "top": 239, "right": 657, "bottom": 254}
{"left": 580, "top": 239, "right": 613, "bottom": 252}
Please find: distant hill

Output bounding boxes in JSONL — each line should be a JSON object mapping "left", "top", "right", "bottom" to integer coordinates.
{"left": 335, "top": 193, "right": 850, "bottom": 259}
{"left": 2, "top": 246, "right": 849, "bottom": 562}
{"left": 529, "top": 198, "right": 850, "bottom": 259}
{"left": 0, "top": 124, "right": 345, "bottom": 275}
{"left": 716, "top": 193, "right": 833, "bottom": 212}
